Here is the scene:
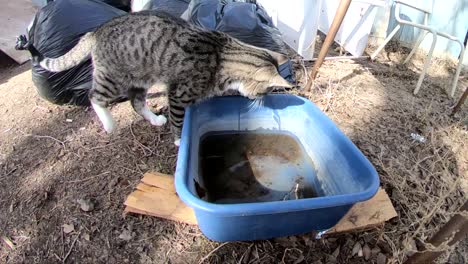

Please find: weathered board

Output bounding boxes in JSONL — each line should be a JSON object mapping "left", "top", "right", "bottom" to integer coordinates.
{"left": 124, "top": 172, "right": 397, "bottom": 234}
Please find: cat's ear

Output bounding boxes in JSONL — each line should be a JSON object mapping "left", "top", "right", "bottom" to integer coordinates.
{"left": 264, "top": 50, "right": 289, "bottom": 65}
{"left": 270, "top": 74, "right": 293, "bottom": 88}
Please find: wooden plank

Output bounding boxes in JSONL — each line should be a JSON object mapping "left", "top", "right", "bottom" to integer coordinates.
{"left": 141, "top": 172, "right": 176, "bottom": 193}
{"left": 124, "top": 189, "right": 197, "bottom": 225}
{"left": 327, "top": 188, "right": 397, "bottom": 234}
{"left": 124, "top": 206, "right": 197, "bottom": 225}
{"left": 124, "top": 172, "right": 397, "bottom": 233}
{"left": 135, "top": 183, "right": 161, "bottom": 193}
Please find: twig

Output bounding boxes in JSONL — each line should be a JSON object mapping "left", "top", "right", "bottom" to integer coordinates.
{"left": 63, "top": 231, "right": 81, "bottom": 263}
{"left": 297, "top": 59, "right": 308, "bottom": 86}
{"left": 65, "top": 171, "right": 110, "bottom": 184}
{"left": 1, "top": 235, "right": 15, "bottom": 250}
{"left": 238, "top": 244, "right": 253, "bottom": 264}
{"left": 129, "top": 122, "right": 153, "bottom": 156}
{"left": 451, "top": 87, "right": 468, "bottom": 115}
{"left": 198, "top": 242, "right": 229, "bottom": 264}
{"left": 53, "top": 253, "right": 62, "bottom": 262}
{"left": 294, "top": 183, "right": 300, "bottom": 200}
{"left": 300, "top": 55, "right": 369, "bottom": 62}
{"left": 19, "top": 130, "right": 66, "bottom": 149}
{"left": 282, "top": 184, "right": 300, "bottom": 201}
{"left": 2, "top": 168, "right": 17, "bottom": 178}
{"left": 61, "top": 218, "right": 65, "bottom": 258}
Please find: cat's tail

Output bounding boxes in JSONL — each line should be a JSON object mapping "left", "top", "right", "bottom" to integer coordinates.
{"left": 39, "top": 32, "right": 95, "bottom": 72}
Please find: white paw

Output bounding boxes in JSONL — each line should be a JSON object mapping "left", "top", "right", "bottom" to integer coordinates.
{"left": 102, "top": 120, "right": 116, "bottom": 133}
{"left": 149, "top": 115, "right": 167, "bottom": 126}
{"left": 174, "top": 138, "right": 181, "bottom": 147}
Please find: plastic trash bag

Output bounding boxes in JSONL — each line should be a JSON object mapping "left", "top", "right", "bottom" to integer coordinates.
{"left": 186, "top": 0, "right": 294, "bottom": 83}
{"left": 187, "top": 0, "right": 286, "bottom": 54}
{"left": 99, "top": 0, "right": 131, "bottom": 11}
{"left": 131, "top": 0, "right": 190, "bottom": 17}
{"left": 33, "top": 0, "right": 131, "bottom": 11}
{"left": 16, "top": 0, "right": 125, "bottom": 106}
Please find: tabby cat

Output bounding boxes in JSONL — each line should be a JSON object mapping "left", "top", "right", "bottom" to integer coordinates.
{"left": 39, "top": 11, "right": 291, "bottom": 146}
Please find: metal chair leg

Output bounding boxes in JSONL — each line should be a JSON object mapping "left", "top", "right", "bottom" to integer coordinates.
{"left": 413, "top": 30, "right": 437, "bottom": 95}
{"left": 404, "top": 30, "right": 429, "bottom": 64}
{"left": 371, "top": 24, "right": 401, "bottom": 60}
{"left": 450, "top": 40, "right": 466, "bottom": 97}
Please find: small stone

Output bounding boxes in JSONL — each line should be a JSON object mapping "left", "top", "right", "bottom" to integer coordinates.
{"left": 371, "top": 246, "right": 381, "bottom": 256}
{"left": 363, "top": 244, "right": 371, "bottom": 260}
{"left": 77, "top": 198, "right": 94, "bottom": 212}
{"left": 62, "top": 224, "right": 74, "bottom": 234}
{"left": 377, "top": 253, "right": 387, "bottom": 264}
{"left": 352, "top": 242, "right": 362, "bottom": 256}
{"left": 358, "top": 248, "right": 363, "bottom": 257}
{"left": 66, "top": 119, "right": 73, "bottom": 123}
{"left": 83, "top": 233, "right": 90, "bottom": 241}
{"left": 119, "top": 229, "right": 133, "bottom": 241}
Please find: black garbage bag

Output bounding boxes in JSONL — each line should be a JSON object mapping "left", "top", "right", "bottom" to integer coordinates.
{"left": 187, "top": 0, "right": 294, "bottom": 83}
{"left": 33, "top": 0, "right": 131, "bottom": 10}
{"left": 17, "top": 0, "right": 125, "bottom": 106}
{"left": 132, "top": 0, "right": 190, "bottom": 17}
{"left": 98, "top": 0, "right": 131, "bottom": 11}
{"left": 187, "top": 0, "right": 285, "bottom": 54}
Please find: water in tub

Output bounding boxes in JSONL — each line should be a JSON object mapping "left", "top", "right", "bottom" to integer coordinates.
{"left": 198, "top": 131, "right": 324, "bottom": 204}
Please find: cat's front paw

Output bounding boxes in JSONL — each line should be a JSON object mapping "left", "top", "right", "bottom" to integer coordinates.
{"left": 149, "top": 115, "right": 167, "bottom": 126}
{"left": 174, "top": 138, "right": 181, "bottom": 147}
{"left": 102, "top": 120, "right": 116, "bottom": 133}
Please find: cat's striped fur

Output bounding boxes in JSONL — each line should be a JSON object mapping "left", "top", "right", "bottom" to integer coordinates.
{"left": 39, "top": 11, "right": 291, "bottom": 145}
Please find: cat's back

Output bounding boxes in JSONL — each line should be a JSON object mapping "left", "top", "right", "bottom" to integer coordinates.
{"left": 95, "top": 11, "right": 193, "bottom": 39}
{"left": 91, "top": 10, "right": 231, "bottom": 80}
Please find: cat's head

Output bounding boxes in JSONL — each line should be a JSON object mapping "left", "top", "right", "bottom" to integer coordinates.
{"left": 222, "top": 45, "right": 292, "bottom": 99}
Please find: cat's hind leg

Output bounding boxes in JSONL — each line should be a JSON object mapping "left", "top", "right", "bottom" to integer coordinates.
{"left": 128, "top": 87, "right": 167, "bottom": 126}
{"left": 89, "top": 86, "right": 116, "bottom": 133}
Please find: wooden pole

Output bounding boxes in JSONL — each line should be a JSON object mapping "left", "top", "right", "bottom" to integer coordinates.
{"left": 405, "top": 200, "right": 468, "bottom": 264}
{"left": 451, "top": 87, "right": 467, "bottom": 115}
{"left": 305, "top": 0, "right": 352, "bottom": 91}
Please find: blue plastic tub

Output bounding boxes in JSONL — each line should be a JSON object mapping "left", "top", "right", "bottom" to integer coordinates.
{"left": 175, "top": 94, "right": 379, "bottom": 241}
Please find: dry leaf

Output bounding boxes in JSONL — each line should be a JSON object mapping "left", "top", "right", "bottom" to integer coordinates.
{"left": 63, "top": 224, "right": 74, "bottom": 234}
{"left": 363, "top": 244, "right": 371, "bottom": 260}
{"left": 332, "top": 246, "right": 340, "bottom": 259}
{"left": 377, "top": 253, "right": 386, "bottom": 264}
{"left": 77, "top": 198, "right": 94, "bottom": 212}
{"left": 119, "top": 229, "right": 133, "bottom": 241}
{"left": 352, "top": 242, "right": 361, "bottom": 256}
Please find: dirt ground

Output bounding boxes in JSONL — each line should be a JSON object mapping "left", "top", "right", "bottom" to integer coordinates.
{"left": 0, "top": 43, "right": 467, "bottom": 264}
